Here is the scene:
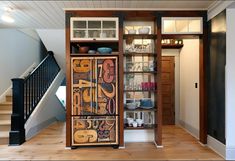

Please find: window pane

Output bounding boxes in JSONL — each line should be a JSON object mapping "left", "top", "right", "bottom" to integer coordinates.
{"left": 176, "top": 20, "right": 188, "bottom": 33}
{"left": 163, "top": 20, "right": 175, "bottom": 33}
{"left": 189, "top": 20, "right": 201, "bottom": 32}
{"left": 102, "top": 30, "right": 116, "bottom": 38}
{"left": 88, "top": 30, "right": 101, "bottom": 38}
{"left": 73, "top": 21, "right": 86, "bottom": 28}
{"left": 88, "top": 21, "right": 101, "bottom": 28}
{"left": 73, "top": 30, "right": 86, "bottom": 38}
{"left": 103, "top": 21, "right": 116, "bottom": 28}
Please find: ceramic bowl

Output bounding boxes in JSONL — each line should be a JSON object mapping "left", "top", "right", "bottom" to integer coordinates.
{"left": 132, "top": 121, "right": 138, "bottom": 127}
{"left": 127, "top": 118, "right": 134, "bottom": 126}
{"left": 140, "top": 98, "right": 153, "bottom": 109}
{"left": 97, "top": 47, "right": 112, "bottom": 54}
{"left": 128, "top": 29, "right": 136, "bottom": 34}
{"left": 79, "top": 46, "right": 89, "bottom": 53}
{"left": 138, "top": 27, "right": 150, "bottom": 34}
{"left": 126, "top": 103, "right": 137, "bottom": 110}
{"left": 88, "top": 50, "right": 96, "bottom": 54}
{"left": 136, "top": 119, "right": 144, "bottom": 126}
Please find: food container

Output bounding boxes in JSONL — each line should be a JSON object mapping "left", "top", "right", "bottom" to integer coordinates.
{"left": 138, "top": 27, "right": 150, "bottom": 34}
{"left": 97, "top": 47, "right": 112, "bottom": 54}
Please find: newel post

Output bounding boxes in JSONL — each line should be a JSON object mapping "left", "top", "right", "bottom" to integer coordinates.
{"left": 9, "top": 78, "right": 25, "bottom": 145}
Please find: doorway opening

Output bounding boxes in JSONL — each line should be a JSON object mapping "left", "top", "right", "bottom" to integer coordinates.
{"left": 162, "top": 39, "right": 200, "bottom": 139}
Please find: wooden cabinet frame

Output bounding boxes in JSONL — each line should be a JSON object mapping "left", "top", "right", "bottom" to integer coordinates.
{"left": 65, "top": 10, "right": 208, "bottom": 148}
{"left": 70, "top": 17, "right": 119, "bottom": 41}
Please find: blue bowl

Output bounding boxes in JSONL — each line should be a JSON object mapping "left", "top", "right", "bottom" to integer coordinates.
{"left": 97, "top": 47, "right": 112, "bottom": 54}
{"left": 140, "top": 98, "right": 153, "bottom": 108}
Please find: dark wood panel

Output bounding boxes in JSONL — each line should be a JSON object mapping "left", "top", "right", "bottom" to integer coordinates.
{"left": 162, "top": 34, "right": 201, "bottom": 39}
{"left": 123, "top": 53, "right": 157, "bottom": 56}
{"left": 162, "top": 44, "right": 183, "bottom": 49}
{"left": 155, "top": 15, "right": 162, "bottom": 146}
{"left": 124, "top": 71, "right": 157, "bottom": 74}
{"left": 65, "top": 12, "right": 72, "bottom": 147}
{"left": 199, "top": 14, "right": 208, "bottom": 144}
{"left": 161, "top": 57, "right": 175, "bottom": 125}
{"left": 118, "top": 14, "right": 124, "bottom": 147}
{"left": 67, "top": 10, "right": 207, "bottom": 18}
{"left": 123, "top": 34, "right": 156, "bottom": 39}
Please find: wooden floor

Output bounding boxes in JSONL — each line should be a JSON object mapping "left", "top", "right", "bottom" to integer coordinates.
{"left": 0, "top": 122, "right": 223, "bottom": 160}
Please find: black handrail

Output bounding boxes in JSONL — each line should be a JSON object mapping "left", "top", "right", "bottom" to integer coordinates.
{"left": 9, "top": 51, "right": 60, "bottom": 145}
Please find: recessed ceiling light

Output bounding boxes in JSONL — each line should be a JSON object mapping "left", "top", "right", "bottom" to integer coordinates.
{"left": 1, "top": 14, "right": 15, "bottom": 23}
{"left": 1, "top": 7, "right": 15, "bottom": 23}
{"left": 4, "top": 7, "right": 13, "bottom": 12}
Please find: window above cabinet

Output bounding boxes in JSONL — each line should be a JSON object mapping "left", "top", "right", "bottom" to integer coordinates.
{"left": 70, "top": 17, "right": 119, "bottom": 41}
{"left": 162, "top": 17, "right": 203, "bottom": 34}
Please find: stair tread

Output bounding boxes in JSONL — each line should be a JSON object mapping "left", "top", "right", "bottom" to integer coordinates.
{"left": 0, "top": 131, "right": 9, "bottom": 138}
{"left": 0, "top": 120, "right": 11, "bottom": 125}
{"left": 0, "top": 110, "right": 12, "bottom": 114}
{"left": 0, "top": 102, "right": 12, "bottom": 105}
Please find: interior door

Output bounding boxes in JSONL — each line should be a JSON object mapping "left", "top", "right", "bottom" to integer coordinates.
{"left": 71, "top": 56, "right": 118, "bottom": 146}
{"left": 161, "top": 56, "right": 175, "bottom": 125}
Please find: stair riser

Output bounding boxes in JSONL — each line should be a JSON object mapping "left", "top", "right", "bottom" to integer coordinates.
{"left": 6, "top": 96, "right": 12, "bottom": 102}
{"left": 0, "top": 137, "right": 8, "bottom": 145}
{"left": 0, "top": 114, "right": 11, "bottom": 120}
{"left": 0, "top": 105, "right": 12, "bottom": 110}
{"left": 0, "top": 125, "right": 10, "bottom": 131}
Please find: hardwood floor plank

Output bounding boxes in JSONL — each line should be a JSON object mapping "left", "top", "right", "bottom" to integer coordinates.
{"left": 0, "top": 122, "right": 223, "bottom": 160}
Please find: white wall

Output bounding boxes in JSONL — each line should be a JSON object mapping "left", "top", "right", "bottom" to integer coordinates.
{"left": 162, "top": 49, "right": 180, "bottom": 124}
{"left": 25, "top": 71, "right": 66, "bottom": 140}
{"left": 179, "top": 39, "right": 200, "bottom": 138}
{"left": 36, "top": 29, "right": 65, "bottom": 72}
{"left": 0, "top": 29, "right": 41, "bottom": 96}
{"left": 225, "top": 8, "right": 235, "bottom": 160}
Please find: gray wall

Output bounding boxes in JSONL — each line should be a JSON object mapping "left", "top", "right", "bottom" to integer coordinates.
{"left": 0, "top": 29, "right": 44, "bottom": 95}
{"left": 25, "top": 71, "right": 66, "bottom": 140}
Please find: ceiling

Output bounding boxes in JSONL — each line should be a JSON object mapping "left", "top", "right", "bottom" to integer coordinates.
{"left": 0, "top": 0, "right": 217, "bottom": 29}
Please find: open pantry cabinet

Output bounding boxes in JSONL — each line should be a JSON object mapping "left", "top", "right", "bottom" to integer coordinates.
{"left": 122, "top": 19, "right": 162, "bottom": 145}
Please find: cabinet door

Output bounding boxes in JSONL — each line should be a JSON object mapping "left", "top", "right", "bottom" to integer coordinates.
{"left": 72, "top": 57, "right": 94, "bottom": 115}
{"left": 96, "top": 57, "right": 118, "bottom": 115}
{"left": 70, "top": 17, "right": 119, "bottom": 41}
{"left": 71, "top": 57, "right": 118, "bottom": 116}
{"left": 72, "top": 116, "right": 118, "bottom": 146}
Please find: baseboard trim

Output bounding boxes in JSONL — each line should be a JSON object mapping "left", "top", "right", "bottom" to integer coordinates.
{"left": 153, "top": 141, "right": 163, "bottom": 148}
{"left": 65, "top": 147, "right": 72, "bottom": 150}
{"left": 118, "top": 145, "right": 125, "bottom": 149}
{"left": 178, "top": 120, "right": 199, "bottom": 139}
{"left": 207, "top": 135, "right": 225, "bottom": 159}
{"left": 226, "top": 147, "right": 235, "bottom": 160}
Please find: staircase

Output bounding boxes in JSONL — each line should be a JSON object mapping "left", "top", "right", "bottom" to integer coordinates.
{"left": 0, "top": 95, "right": 12, "bottom": 145}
